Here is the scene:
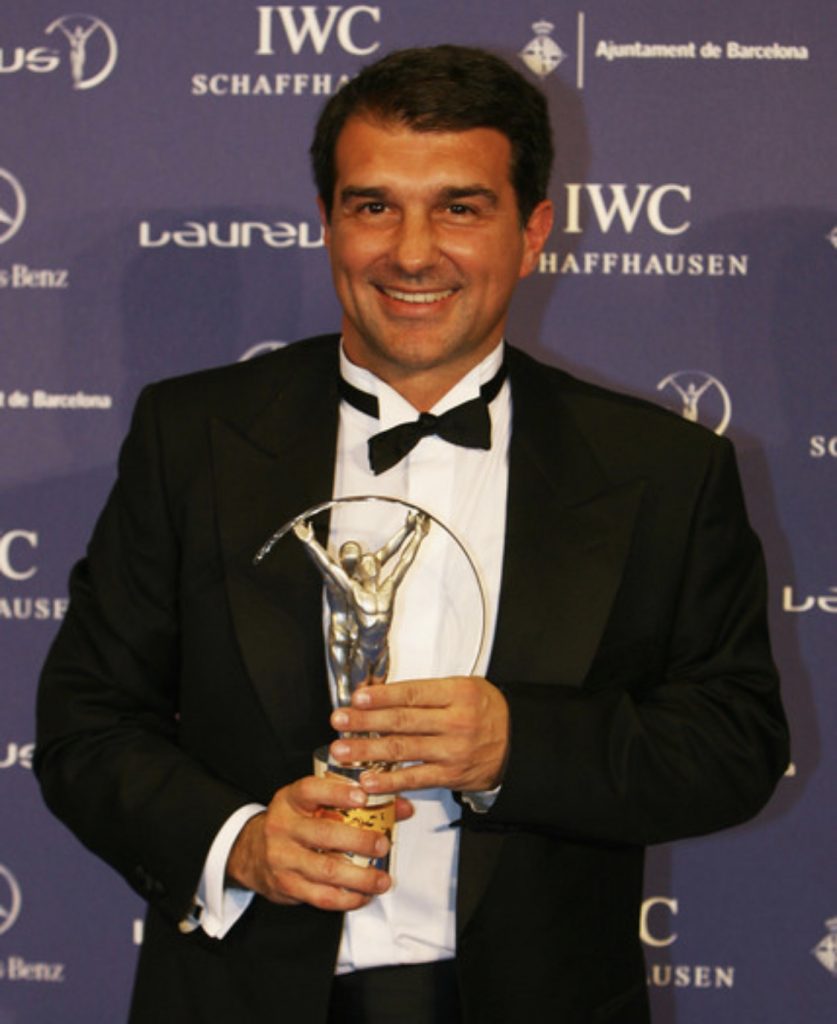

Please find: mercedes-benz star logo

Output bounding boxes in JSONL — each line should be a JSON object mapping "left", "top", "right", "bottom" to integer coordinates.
{"left": 0, "top": 864, "right": 23, "bottom": 937}
{"left": 813, "top": 917, "right": 837, "bottom": 977}
{"left": 44, "top": 14, "right": 118, "bottom": 90}
{"left": 0, "top": 169, "right": 27, "bottom": 246}
{"left": 656, "top": 370, "right": 732, "bottom": 436}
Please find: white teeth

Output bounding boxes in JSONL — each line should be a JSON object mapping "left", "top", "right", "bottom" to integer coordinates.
{"left": 382, "top": 287, "right": 454, "bottom": 304}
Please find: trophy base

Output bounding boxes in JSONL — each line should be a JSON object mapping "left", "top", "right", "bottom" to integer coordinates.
{"left": 313, "top": 745, "right": 396, "bottom": 871}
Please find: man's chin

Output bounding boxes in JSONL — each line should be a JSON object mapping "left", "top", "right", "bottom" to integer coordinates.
{"left": 342, "top": 318, "right": 500, "bottom": 387}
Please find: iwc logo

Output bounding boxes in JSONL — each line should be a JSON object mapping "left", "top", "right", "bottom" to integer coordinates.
{"left": 255, "top": 5, "right": 381, "bottom": 56}
{"left": 812, "top": 917, "right": 837, "bottom": 977}
{"left": 519, "top": 20, "right": 566, "bottom": 78}
{"left": 192, "top": 5, "right": 377, "bottom": 98}
{"left": 0, "top": 530, "right": 38, "bottom": 581}
{"left": 0, "top": 864, "right": 23, "bottom": 937}
{"left": 656, "top": 371, "right": 732, "bottom": 435}
{"left": 239, "top": 340, "right": 287, "bottom": 361}
{"left": 44, "top": 14, "right": 118, "bottom": 90}
{"left": 0, "top": 169, "right": 27, "bottom": 246}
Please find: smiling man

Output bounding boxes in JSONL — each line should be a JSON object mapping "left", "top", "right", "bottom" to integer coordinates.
{"left": 322, "top": 116, "right": 551, "bottom": 408}
{"left": 36, "top": 46, "right": 787, "bottom": 1024}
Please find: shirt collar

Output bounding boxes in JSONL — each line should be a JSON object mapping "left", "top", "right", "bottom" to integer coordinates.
{"left": 339, "top": 341, "right": 506, "bottom": 431}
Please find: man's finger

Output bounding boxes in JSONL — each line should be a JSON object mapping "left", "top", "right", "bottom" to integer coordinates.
{"left": 330, "top": 733, "right": 452, "bottom": 767}
{"left": 294, "top": 846, "right": 392, "bottom": 895}
{"left": 359, "top": 763, "right": 443, "bottom": 794}
{"left": 296, "top": 813, "right": 391, "bottom": 860}
{"left": 286, "top": 774, "right": 372, "bottom": 814}
{"left": 271, "top": 862, "right": 384, "bottom": 911}
{"left": 351, "top": 678, "right": 458, "bottom": 709}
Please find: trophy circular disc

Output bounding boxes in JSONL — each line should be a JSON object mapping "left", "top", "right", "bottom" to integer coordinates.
{"left": 254, "top": 495, "right": 488, "bottom": 680}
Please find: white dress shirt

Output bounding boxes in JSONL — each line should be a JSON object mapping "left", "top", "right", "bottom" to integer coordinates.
{"left": 193, "top": 340, "right": 510, "bottom": 969}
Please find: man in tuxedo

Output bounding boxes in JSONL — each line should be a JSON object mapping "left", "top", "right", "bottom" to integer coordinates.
{"left": 36, "top": 46, "right": 788, "bottom": 1023}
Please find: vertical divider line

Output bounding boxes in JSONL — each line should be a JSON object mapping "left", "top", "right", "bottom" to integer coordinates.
{"left": 577, "top": 11, "right": 586, "bottom": 90}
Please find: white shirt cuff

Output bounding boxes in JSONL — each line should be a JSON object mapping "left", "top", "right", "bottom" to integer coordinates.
{"left": 461, "top": 785, "right": 501, "bottom": 813}
{"left": 181, "top": 803, "right": 265, "bottom": 939}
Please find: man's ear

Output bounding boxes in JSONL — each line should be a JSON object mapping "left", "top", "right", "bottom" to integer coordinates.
{"left": 519, "top": 199, "right": 554, "bottom": 279}
{"left": 316, "top": 196, "right": 331, "bottom": 247}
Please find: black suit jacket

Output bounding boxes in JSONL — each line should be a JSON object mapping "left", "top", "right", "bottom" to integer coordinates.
{"left": 36, "top": 336, "right": 788, "bottom": 1023}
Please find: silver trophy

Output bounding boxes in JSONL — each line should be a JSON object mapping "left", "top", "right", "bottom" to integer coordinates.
{"left": 254, "top": 497, "right": 485, "bottom": 869}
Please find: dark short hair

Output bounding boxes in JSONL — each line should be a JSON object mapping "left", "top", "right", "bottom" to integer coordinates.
{"left": 310, "top": 45, "right": 553, "bottom": 224}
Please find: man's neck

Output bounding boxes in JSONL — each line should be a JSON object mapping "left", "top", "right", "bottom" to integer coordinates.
{"left": 340, "top": 341, "right": 505, "bottom": 412}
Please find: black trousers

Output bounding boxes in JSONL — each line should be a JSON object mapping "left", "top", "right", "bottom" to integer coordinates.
{"left": 327, "top": 960, "right": 462, "bottom": 1024}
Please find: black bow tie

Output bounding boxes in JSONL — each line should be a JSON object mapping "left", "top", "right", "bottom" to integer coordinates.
{"left": 338, "top": 360, "right": 507, "bottom": 475}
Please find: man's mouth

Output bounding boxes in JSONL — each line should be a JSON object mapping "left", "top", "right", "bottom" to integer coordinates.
{"left": 378, "top": 286, "right": 456, "bottom": 304}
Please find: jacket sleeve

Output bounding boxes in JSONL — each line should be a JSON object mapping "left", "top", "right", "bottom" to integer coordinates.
{"left": 481, "top": 437, "right": 789, "bottom": 846}
{"left": 35, "top": 385, "right": 253, "bottom": 922}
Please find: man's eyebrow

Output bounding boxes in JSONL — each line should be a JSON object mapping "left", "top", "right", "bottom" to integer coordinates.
{"left": 340, "top": 186, "right": 389, "bottom": 204}
{"left": 439, "top": 186, "right": 499, "bottom": 206}
{"left": 338, "top": 185, "right": 500, "bottom": 206}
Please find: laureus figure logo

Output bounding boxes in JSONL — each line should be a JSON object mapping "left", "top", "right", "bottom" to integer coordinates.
{"left": 656, "top": 370, "right": 732, "bottom": 436}
{"left": 0, "top": 864, "right": 23, "bottom": 937}
{"left": 519, "top": 20, "right": 566, "bottom": 79}
{"left": 812, "top": 917, "right": 837, "bottom": 977}
{"left": 44, "top": 14, "right": 118, "bottom": 90}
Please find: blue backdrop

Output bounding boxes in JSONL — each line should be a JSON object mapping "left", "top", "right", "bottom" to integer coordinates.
{"left": 2, "top": 2, "right": 834, "bottom": 1020}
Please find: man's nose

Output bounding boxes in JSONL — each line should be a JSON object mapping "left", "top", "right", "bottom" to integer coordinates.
{"left": 391, "top": 210, "right": 440, "bottom": 274}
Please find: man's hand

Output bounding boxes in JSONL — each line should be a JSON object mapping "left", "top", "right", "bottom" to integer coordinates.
{"left": 329, "top": 677, "right": 510, "bottom": 794}
{"left": 226, "top": 776, "right": 413, "bottom": 911}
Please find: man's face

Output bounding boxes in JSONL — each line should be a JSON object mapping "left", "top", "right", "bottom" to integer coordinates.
{"left": 357, "top": 554, "right": 378, "bottom": 583}
{"left": 320, "top": 116, "right": 552, "bottom": 405}
{"left": 339, "top": 541, "right": 361, "bottom": 576}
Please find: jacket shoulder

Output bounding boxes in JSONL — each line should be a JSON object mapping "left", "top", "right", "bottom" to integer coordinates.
{"left": 508, "top": 345, "right": 728, "bottom": 472}
{"left": 141, "top": 334, "right": 340, "bottom": 422}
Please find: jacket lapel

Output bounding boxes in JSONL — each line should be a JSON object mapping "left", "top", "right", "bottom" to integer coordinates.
{"left": 211, "top": 340, "right": 340, "bottom": 773}
{"left": 488, "top": 348, "right": 646, "bottom": 688}
{"left": 459, "top": 348, "right": 646, "bottom": 935}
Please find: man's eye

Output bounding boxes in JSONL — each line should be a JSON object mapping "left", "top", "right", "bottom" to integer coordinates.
{"left": 359, "top": 201, "right": 387, "bottom": 214}
{"left": 447, "top": 203, "right": 475, "bottom": 216}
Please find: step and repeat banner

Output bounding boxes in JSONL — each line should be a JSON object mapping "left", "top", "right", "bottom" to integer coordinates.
{"left": 1, "top": 2, "right": 834, "bottom": 1020}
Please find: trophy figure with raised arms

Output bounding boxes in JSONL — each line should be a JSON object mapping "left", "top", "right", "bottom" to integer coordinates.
{"left": 293, "top": 511, "right": 431, "bottom": 706}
